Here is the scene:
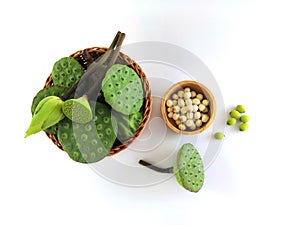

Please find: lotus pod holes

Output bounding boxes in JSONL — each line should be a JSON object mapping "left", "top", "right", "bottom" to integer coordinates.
{"left": 58, "top": 102, "right": 117, "bottom": 163}
{"left": 102, "top": 64, "right": 144, "bottom": 115}
{"left": 139, "top": 143, "right": 204, "bottom": 193}
{"left": 62, "top": 95, "right": 93, "bottom": 124}
{"left": 52, "top": 57, "right": 84, "bottom": 88}
{"left": 174, "top": 143, "right": 204, "bottom": 193}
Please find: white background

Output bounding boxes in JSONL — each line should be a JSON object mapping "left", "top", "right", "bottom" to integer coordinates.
{"left": 1, "top": 0, "right": 300, "bottom": 224}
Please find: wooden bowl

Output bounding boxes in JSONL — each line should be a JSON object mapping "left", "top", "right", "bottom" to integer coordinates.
{"left": 161, "top": 80, "right": 216, "bottom": 135}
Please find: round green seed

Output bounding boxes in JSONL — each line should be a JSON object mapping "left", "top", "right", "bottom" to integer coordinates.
{"left": 240, "top": 115, "right": 250, "bottom": 123}
{"left": 236, "top": 105, "right": 246, "bottom": 113}
{"left": 239, "top": 123, "right": 249, "bottom": 131}
{"left": 229, "top": 110, "right": 240, "bottom": 118}
{"left": 214, "top": 132, "right": 224, "bottom": 140}
{"left": 227, "top": 118, "right": 236, "bottom": 126}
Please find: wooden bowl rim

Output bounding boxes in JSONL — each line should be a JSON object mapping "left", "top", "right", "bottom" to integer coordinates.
{"left": 161, "top": 80, "right": 216, "bottom": 135}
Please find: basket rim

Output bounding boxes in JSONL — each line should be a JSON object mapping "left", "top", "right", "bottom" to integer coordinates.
{"left": 44, "top": 46, "right": 152, "bottom": 156}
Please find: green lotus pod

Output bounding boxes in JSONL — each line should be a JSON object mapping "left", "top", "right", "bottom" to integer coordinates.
{"left": 62, "top": 95, "right": 93, "bottom": 124}
{"left": 25, "top": 96, "right": 65, "bottom": 138}
{"left": 102, "top": 64, "right": 144, "bottom": 115}
{"left": 57, "top": 102, "right": 117, "bottom": 163}
{"left": 174, "top": 143, "right": 204, "bottom": 193}
{"left": 31, "top": 86, "right": 67, "bottom": 135}
{"left": 113, "top": 111, "right": 143, "bottom": 141}
{"left": 52, "top": 57, "right": 84, "bottom": 88}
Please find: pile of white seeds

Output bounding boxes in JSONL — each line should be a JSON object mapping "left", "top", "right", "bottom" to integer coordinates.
{"left": 165, "top": 87, "right": 210, "bottom": 131}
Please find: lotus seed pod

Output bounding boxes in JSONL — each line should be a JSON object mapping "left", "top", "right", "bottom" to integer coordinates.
{"left": 236, "top": 105, "right": 246, "bottom": 113}
{"left": 102, "top": 64, "right": 144, "bottom": 115}
{"left": 214, "top": 132, "right": 224, "bottom": 140}
{"left": 227, "top": 118, "right": 236, "bottom": 126}
{"left": 57, "top": 102, "right": 117, "bottom": 163}
{"left": 174, "top": 143, "right": 204, "bottom": 193}
{"left": 31, "top": 86, "right": 67, "bottom": 135}
{"left": 62, "top": 95, "right": 93, "bottom": 124}
{"left": 229, "top": 110, "right": 240, "bottom": 118}
{"left": 240, "top": 115, "right": 250, "bottom": 123}
{"left": 239, "top": 123, "right": 249, "bottom": 131}
{"left": 52, "top": 57, "right": 84, "bottom": 88}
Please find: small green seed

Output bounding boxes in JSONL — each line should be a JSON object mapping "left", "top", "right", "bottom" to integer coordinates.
{"left": 236, "top": 105, "right": 246, "bottom": 113}
{"left": 240, "top": 115, "right": 250, "bottom": 123}
{"left": 227, "top": 118, "right": 236, "bottom": 126}
{"left": 214, "top": 132, "right": 224, "bottom": 140}
{"left": 239, "top": 123, "right": 249, "bottom": 131}
{"left": 229, "top": 110, "right": 240, "bottom": 118}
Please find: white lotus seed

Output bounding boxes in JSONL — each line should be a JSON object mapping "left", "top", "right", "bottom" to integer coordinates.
{"left": 201, "top": 114, "right": 209, "bottom": 123}
{"left": 172, "top": 94, "right": 178, "bottom": 100}
{"left": 192, "top": 98, "right": 201, "bottom": 105}
{"left": 167, "top": 107, "right": 173, "bottom": 113}
{"left": 166, "top": 99, "right": 173, "bottom": 107}
{"left": 190, "top": 124, "right": 196, "bottom": 130}
{"left": 203, "top": 107, "right": 209, "bottom": 113}
{"left": 194, "top": 111, "right": 201, "bottom": 119}
{"left": 186, "top": 112, "right": 194, "bottom": 120}
{"left": 199, "top": 104, "right": 206, "bottom": 112}
{"left": 186, "top": 119, "right": 194, "bottom": 127}
{"left": 202, "top": 99, "right": 209, "bottom": 106}
{"left": 193, "top": 105, "right": 199, "bottom": 112}
{"left": 184, "top": 92, "right": 192, "bottom": 99}
{"left": 195, "top": 119, "right": 202, "bottom": 127}
{"left": 173, "top": 105, "right": 180, "bottom": 113}
{"left": 196, "top": 94, "right": 203, "bottom": 100}
{"left": 186, "top": 105, "right": 194, "bottom": 112}
{"left": 178, "top": 99, "right": 185, "bottom": 107}
{"left": 168, "top": 112, "right": 173, "bottom": 118}
{"left": 175, "top": 119, "right": 181, "bottom": 125}
{"left": 177, "top": 90, "right": 184, "bottom": 98}
{"left": 178, "top": 124, "right": 186, "bottom": 131}
{"left": 173, "top": 113, "right": 180, "bottom": 121}
{"left": 180, "top": 115, "right": 187, "bottom": 123}
{"left": 180, "top": 107, "right": 188, "bottom": 114}
{"left": 185, "top": 99, "right": 192, "bottom": 106}
{"left": 172, "top": 100, "right": 178, "bottom": 106}
{"left": 184, "top": 87, "right": 191, "bottom": 92}
{"left": 191, "top": 91, "right": 196, "bottom": 98}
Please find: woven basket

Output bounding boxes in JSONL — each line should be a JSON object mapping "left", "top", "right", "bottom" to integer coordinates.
{"left": 43, "top": 47, "right": 152, "bottom": 156}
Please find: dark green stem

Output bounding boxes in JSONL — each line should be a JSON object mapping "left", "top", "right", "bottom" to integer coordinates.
{"left": 61, "top": 31, "right": 122, "bottom": 101}
{"left": 139, "top": 160, "right": 174, "bottom": 173}
{"left": 85, "top": 32, "right": 125, "bottom": 100}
